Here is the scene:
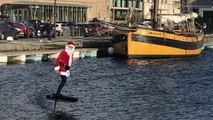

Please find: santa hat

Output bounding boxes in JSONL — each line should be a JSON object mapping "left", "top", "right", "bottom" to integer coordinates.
{"left": 65, "top": 41, "right": 75, "bottom": 50}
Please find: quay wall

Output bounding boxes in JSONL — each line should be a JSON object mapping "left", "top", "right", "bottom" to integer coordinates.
{"left": 0, "top": 37, "right": 112, "bottom": 63}
{"left": 0, "top": 36, "right": 212, "bottom": 63}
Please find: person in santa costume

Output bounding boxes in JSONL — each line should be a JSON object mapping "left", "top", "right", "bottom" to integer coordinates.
{"left": 54, "top": 41, "right": 75, "bottom": 95}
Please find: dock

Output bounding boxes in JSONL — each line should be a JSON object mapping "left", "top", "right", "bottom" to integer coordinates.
{"left": 0, "top": 35, "right": 213, "bottom": 63}
{"left": 203, "top": 34, "right": 213, "bottom": 50}
{"left": 0, "top": 37, "right": 112, "bottom": 63}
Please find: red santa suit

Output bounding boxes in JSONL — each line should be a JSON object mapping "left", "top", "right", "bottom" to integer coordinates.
{"left": 54, "top": 41, "right": 75, "bottom": 77}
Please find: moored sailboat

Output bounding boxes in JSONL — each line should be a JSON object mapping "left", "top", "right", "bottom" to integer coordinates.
{"left": 111, "top": 0, "right": 205, "bottom": 58}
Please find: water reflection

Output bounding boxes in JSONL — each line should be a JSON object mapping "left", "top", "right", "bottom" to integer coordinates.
{"left": 125, "top": 57, "right": 201, "bottom": 65}
{"left": 47, "top": 111, "right": 78, "bottom": 120}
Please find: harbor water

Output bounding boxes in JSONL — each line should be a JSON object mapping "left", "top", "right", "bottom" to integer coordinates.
{"left": 0, "top": 50, "right": 213, "bottom": 120}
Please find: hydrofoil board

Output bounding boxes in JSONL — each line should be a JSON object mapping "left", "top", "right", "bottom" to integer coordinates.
{"left": 46, "top": 93, "right": 78, "bottom": 102}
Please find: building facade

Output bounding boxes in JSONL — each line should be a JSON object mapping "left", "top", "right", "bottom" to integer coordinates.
{"left": 192, "top": 0, "right": 213, "bottom": 33}
{"left": 0, "top": 0, "right": 109, "bottom": 23}
{"left": 0, "top": 0, "right": 145, "bottom": 23}
{"left": 108, "top": 0, "right": 181, "bottom": 23}
{"left": 143, "top": 0, "right": 181, "bottom": 20}
{"left": 1, "top": 0, "right": 211, "bottom": 31}
{"left": 109, "top": 0, "right": 143, "bottom": 23}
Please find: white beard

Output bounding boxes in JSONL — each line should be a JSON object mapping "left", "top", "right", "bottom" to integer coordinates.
{"left": 65, "top": 47, "right": 75, "bottom": 55}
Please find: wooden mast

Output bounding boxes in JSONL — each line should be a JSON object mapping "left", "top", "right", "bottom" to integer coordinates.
{"left": 181, "top": 0, "right": 191, "bottom": 14}
{"left": 153, "top": 0, "right": 159, "bottom": 29}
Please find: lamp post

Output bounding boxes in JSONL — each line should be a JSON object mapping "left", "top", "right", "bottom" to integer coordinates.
{"left": 54, "top": 0, "right": 56, "bottom": 37}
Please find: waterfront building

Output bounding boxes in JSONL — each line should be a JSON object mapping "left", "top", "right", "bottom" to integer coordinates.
{"left": 143, "top": 0, "right": 181, "bottom": 20}
{"left": 109, "top": 0, "right": 143, "bottom": 23}
{"left": 109, "top": 0, "right": 181, "bottom": 23}
{"left": 0, "top": 0, "right": 109, "bottom": 23}
{"left": 0, "top": 0, "right": 189, "bottom": 23}
{"left": 192, "top": 0, "right": 213, "bottom": 33}
{"left": 0, "top": 0, "right": 211, "bottom": 34}
{"left": 0, "top": 0, "right": 145, "bottom": 23}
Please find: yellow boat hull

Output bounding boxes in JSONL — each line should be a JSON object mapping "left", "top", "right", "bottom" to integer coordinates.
{"left": 113, "top": 29, "right": 204, "bottom": 58}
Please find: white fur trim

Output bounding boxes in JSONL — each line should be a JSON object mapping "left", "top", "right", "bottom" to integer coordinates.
{"left": 54, "top": 66, "right": 60, "bottom": 71}
{"left": 60, "top": 71, "right": 70, "bottom": 77}
{"left": 65, "top": 45, "right": 75, "bottom": 50}
{"left": 60, "top": 72, "right": 66, "bottom": 76}
{"left": 66, "top": 71, "right": 70, "bottom": 77}
{"left": 68, "top": 44, "right": 75, "bottom": 48}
